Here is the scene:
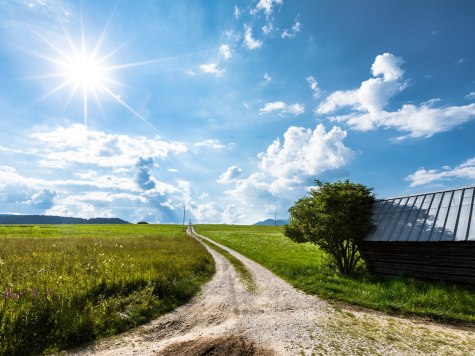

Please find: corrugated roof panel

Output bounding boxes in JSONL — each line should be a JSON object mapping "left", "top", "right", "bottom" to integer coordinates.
{"left": 399, "top": 195, "right": 425, "bottom": 242}
{"left": 418, "top": 192, "right": 442, "bottom": 242}
{"left": 408, "top": 193, "right": 433, "bottom": 241}
{"left": 367, "top": 186, "right": 475, "bottom": 242}
{"left": 371, "top": 198, "right": 401, "bottom": 241}
{"left": 455, "top": 188, "right": 473, "bottom": 241}
{"left": 431, "top": 191, "right": 453, "bottom": 242}
{"left": 441, "top": 190, "right": 463, "bottom": 241}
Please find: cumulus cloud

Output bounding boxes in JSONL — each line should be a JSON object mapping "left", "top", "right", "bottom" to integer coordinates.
{"left": 244, "top": 25, "right": 263, "bottom": 50}
{"left": 27, "top": 188, "right": 57, "bottom": 209}
{"left": 31, "top": 124, "right": 187, "bottom": 167}
{"left": 281, "top": 18, "right": 301, "bottom": 39}
{"left": 259, "top": 124, "right": 353, "bottom": 182}
{"left": 0, "top": 161, "right": 188, "bottom": 222}
{"left": 199, "top": 63, "right": 225, "bottom": 77}
{"left": 306, "top": 75, "right": 321, "bottom": 98}
{"left": 134, "top": 157, "right": 156, "bottom": 190}
{"left": 318, "top": 53, "right": 405, "bottom": 116}
{"left": 217, "top": 165, "right": 242, "bottom": 184}
{"left": 259, "top": 101, "right": 305, "bottom": 116}
{"left": 224, "top": 124, "right": 353, "bottom": 222}
{"left": 222, "top": 204, "right": 244, "bottom": 224}
{"left": 317, "top": 53, "right": 475, "bottom": 138}
{"left": 406, "top": 157, "right": 475, "bottom": 187}
{"left": 0, "top": 167, "right": 59, "bottom": 214}
{"left": 219, "top": 44, "right": 232, "bottom": 60}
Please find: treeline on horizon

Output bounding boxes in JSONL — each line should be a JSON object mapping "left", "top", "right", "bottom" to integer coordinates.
{"left": 0, "top": 214, "right": 129, "bottom": 225}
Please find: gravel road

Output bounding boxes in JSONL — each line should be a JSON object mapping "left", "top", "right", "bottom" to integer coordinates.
{"left": 70, "top": 227, "right": 475, "bottom": 355}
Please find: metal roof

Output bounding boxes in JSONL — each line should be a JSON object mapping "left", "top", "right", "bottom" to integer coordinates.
{"left": 365, "top": 186, "right": 475, "bottom": 242}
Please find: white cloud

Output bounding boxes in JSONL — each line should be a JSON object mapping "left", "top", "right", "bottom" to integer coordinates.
{"left": 244, "top": 25, "right": 263, "bottom": 50}
{"left": 465, "top": 92, "right": 475, "bottom": 100}
{"left": 318, "top": 53, "right": 405, "bottom": 116}
{"left": 252, "top": 0, "right": 283, "bottom": 17}
{"left": 259, "top": 124, "right": 353, "bottom": 182}
{"left": 199, "top": 63, "right": 225, "bottom": 77}
{"left": 264, "top": 73, "right": 272, "bottom": 82}
{"left": 234, "top": 5, "right": 240, "bottom": 19}
{"left": 168, "top": 168, "right": 179, "bottom": 173}
{"left": 224, "top": 124, "right": 353, "bottom": 222}
{"left": 317, "top": 53, "right": 475, "bottom": 138}
{"left": 222, "top": 204, "right": 244, "bottom": 224}
{"left": 217, "top": 165, "right": 242, "bottom": 184}
{"left": 262, "top": 22, "right": 273, "bottom": 35}
{"left": 194, "top": 139, "right": 226, "bottom": 149}
{"left": 281, "top": 19, "right": 301, "bottom": 39}
{"left": 406, "top": 157, "right": 475, "bottom": 187}
{"left": 259, "top": 101, "right": 305, "bottom": 116}
{"left": 219, "top": 44, "right": 232, "bottom": 60}
{"left": 189, "top": 201, "right": 221, "bottom": 222}
{"left": 306, "top": 75, "right": 321, "bottom": 98}
{"left": 329, "top": 103, "right": 475, "bottom": 139}
{"left": 31, "top": 124, "right": 186, "bottom": 168}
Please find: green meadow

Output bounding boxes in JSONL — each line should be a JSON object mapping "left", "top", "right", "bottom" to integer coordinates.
{"left": 196, "top": 224, "right": 475, "bottom": 324}
{"left": 0, "top": 225, "right": 214, "bottom": 355}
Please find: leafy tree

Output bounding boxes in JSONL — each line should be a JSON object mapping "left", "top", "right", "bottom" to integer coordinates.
{"left": 284, "top": 180, "right": 375, "bottom": 276}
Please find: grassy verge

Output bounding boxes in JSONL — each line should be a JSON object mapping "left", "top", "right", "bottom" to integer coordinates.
{"left": 196, "top": 224, "right": 475, "bottom": 324}
{"left": 192, "top": 230, "right": 256, "bottom": 292}
{"left": 0, "top": 224, "right": 215, "bottom": 355}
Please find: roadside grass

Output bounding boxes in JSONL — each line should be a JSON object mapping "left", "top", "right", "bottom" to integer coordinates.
{"left": 0, "top": 224, "right": 215, "bottom": 355}
{"left": 191, "top": 230, "right": 256, "bottom": 292}
{"left": 196, "top": 224, "right": 475, "bottom": 324}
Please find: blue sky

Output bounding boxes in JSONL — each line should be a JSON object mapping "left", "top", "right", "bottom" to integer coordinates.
{"left": 1, "top": 0, "right": 475, "bottom": 224}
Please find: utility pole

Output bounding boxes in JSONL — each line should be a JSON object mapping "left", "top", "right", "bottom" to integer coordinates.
{"left": 182, "top": 205, "right": 186, "bottom": 226}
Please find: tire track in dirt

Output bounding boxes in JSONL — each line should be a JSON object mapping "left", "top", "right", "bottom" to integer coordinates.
{"left": 69, "top": 227, "right": 475, "bottom": 355}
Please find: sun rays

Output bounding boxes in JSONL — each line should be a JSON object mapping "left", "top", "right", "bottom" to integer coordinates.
{"left": 25, "top": 12, "right": 159, "bottom": 132}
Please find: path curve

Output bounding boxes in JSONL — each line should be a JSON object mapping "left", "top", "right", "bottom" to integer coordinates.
{"left": 69, "top": 227, "right": 475, "bottom": 355}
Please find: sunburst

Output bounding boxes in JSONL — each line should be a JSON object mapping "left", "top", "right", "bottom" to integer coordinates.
{"left": 25, "top": 14, "right": 164, "bottom": 132}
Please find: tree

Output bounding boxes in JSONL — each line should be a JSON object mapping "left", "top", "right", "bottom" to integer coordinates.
{"left": 284, "top": 180, "right": 375, "bottom": 276}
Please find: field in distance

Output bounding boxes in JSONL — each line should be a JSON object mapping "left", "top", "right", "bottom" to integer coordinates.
{"left": 195, "top": 224, "right": 475, "bottom": 325}
{"left": 0, "top": 224, "right": 215, "bottom": 355}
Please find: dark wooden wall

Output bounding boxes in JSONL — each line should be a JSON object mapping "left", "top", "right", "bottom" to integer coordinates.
{"left": 359, "top": 241, "right": 475, "bottom": 285}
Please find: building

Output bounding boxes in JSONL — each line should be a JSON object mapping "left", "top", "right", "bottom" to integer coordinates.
{"left": 360, "top": 186, "right": 475, "bottom": 284}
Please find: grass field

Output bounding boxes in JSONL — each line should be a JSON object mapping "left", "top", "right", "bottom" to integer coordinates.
{"left": 0, "top": 224, "right": 214, "bottom": 355}
{"left": 196, "top": 224, "right": 475, "bottom": 324}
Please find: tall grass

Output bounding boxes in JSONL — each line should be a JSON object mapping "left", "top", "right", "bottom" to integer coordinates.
{"left": 0, "top": 225, "right": 214, "bottom": 355}
{"left": 196, "top": 224, "right": 475, "bottom": 324}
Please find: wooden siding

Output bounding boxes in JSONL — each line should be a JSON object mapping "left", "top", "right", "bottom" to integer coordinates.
{"left": 359, "top": 241, "right": 475, "bottom": 285}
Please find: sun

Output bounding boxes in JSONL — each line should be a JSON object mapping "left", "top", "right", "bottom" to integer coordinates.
{"left": 28, "top": 15, "right": 160, "bottom": 132}
{"left": 65, "top": 54, "right": 104, "bottom": 90}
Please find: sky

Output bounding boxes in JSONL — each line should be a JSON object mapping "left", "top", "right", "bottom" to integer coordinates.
{"left": 1, "top": 0, "right": 475, "bottom": 224}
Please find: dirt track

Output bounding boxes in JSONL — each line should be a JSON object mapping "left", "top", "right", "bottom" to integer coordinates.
{"left": 70, "top": 228, "right": 475, "bottom": 355}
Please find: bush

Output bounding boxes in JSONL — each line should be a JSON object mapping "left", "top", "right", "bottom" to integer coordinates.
{"left": 284, "top": 180, "right": 375, "bottom": 276}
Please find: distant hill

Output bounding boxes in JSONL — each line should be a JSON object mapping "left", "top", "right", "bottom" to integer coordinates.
{"left": 253, "top": 218, "right": 288, "bottom": 226}
{"left": 0, "top": 214, "right": 129, "bottom": 225}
